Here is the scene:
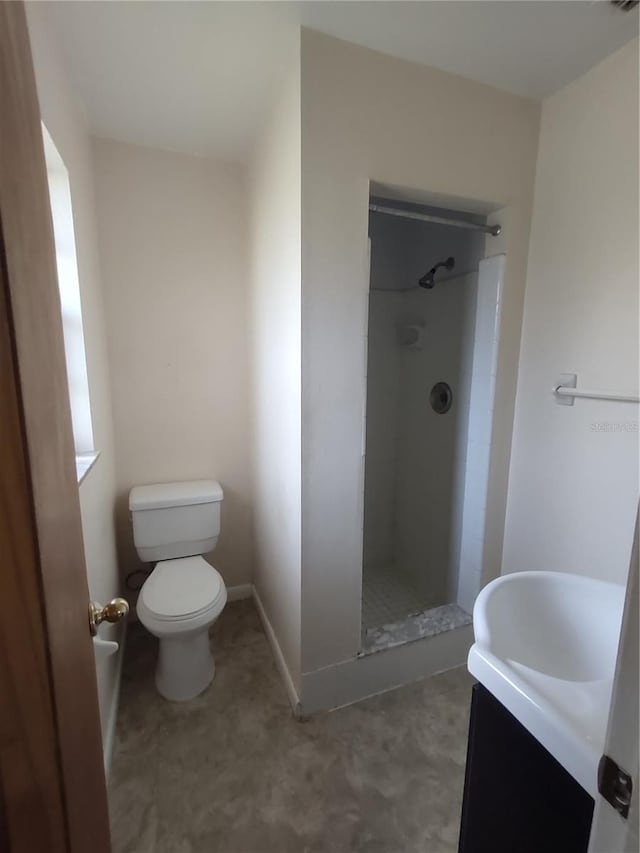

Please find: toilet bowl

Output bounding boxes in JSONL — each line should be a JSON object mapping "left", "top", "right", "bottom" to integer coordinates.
{"left": 129, "top": 479, "right": 226, "bottom": 702}
{"left": 137, "top": 556, "right": 227, "bottom": 701}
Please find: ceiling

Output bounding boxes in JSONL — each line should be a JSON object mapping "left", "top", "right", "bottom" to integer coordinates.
{"left": 45, "top": 0, "right": 638, "bottom": 161}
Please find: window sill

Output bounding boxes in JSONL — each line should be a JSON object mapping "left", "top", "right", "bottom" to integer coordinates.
{"left": 76, "top": 451, "right": 100, "bottom": 484}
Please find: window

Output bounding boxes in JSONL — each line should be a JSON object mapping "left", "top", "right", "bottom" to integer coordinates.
{"left": 42, "top": 124, "right": 96, "bottom": 478}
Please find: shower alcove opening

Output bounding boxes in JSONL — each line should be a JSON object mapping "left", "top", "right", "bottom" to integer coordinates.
{"left": 360, "top": 192, "right": 504, "bottom": 656}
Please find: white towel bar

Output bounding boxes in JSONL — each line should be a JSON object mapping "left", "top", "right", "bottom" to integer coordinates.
{"left": 554, "top": 373, "right": 639, "bottom": 406}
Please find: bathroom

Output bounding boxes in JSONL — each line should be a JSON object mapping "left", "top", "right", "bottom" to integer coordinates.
{"left": 2, "top": 2, "right": 638, "bottom": 851}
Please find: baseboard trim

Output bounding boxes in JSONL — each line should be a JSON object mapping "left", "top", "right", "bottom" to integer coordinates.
{"left": 103, "top": 620, "right": 127, "bottom": 778}
{"left": 251, "top": 585, "right": 301, "bottom": 717}
{"left": 300, "top": 623, "right": 473, "bottom": 715}
{"left": 227, "top": 583, "right": 253, "bottom": 602}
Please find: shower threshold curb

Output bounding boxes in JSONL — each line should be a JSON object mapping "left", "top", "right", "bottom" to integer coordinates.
{"left": 360, "top": 602, "right": 472, "bottom": 657}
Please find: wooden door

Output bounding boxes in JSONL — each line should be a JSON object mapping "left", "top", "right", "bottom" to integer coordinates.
{"left": 0, "top": 3, "right": 111, "bottom": 851}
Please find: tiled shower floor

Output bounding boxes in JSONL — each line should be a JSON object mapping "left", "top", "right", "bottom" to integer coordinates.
{"left": 361, "top": 563, "right": 472, "bottom": 655}
{"left": 361, "top": 563, "right": 431, "bottom": 630}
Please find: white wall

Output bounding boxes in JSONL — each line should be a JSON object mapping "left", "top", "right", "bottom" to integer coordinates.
{"left": 457, "top": 254, "right": 505, "bottom": 613}
{"left": 300, "top": 30, "right": 540, "bottom": 676}
{"left": 248, "top": 57, "right": 302, "bottom": 689}
{"left": 92, "top": 139, "right": 253, "bottom": 589}
{"left": 26, "top": 3, "right": 122, "bottom": 760}
{"left": 503, "top": 40, "right": 639, "bottom": 585}
{"left": 393, "top": 279, "right": 474, "bottom": 606}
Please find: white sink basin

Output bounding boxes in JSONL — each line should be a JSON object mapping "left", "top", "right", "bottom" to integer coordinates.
{"left": 468, "top": 571, "right": 625, "bottom": 798}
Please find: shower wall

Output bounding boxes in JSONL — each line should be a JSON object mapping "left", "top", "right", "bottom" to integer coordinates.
{"left": 363, "top": 210, "right": 485, "bottom": 608}
{"left": 362, "top": 289, "right": 401, "bottom": 571}
{"left": 393, "top": 276, "right": 477, "bottom": 605}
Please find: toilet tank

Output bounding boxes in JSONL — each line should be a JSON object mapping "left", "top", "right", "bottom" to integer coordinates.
{"left": 129, "top": 480, "right": 223, "bottom": 563}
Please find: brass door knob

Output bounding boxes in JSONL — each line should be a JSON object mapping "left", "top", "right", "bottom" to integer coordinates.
{"left": 89, "top": 597, "right": 129, "bottom": 636}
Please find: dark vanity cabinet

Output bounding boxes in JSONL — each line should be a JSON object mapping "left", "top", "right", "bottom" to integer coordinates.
{"left": 458, "top": 683, "right": 594, "bottom": 853}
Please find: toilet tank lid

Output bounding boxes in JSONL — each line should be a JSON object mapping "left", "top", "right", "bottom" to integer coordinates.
{"left": 129, "top": 480, "right": 223, "bottom": 511}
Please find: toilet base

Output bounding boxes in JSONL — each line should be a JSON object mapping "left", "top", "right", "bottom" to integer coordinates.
{"left": 155, "top": 629, "right": 215, "bottom": 702}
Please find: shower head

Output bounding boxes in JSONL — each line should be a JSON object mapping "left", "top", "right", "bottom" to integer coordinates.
{"left": 419, "top": 256, "right": 455, "bottom": 289}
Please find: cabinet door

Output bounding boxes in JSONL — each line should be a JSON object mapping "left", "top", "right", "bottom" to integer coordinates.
{"left": 459, "top": 684, "right": 593, "bottom": 853}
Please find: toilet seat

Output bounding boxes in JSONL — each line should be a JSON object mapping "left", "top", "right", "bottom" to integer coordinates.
{"left": 139, "top": 556, "right": 226, "bottom": 623}
{"left": 135, "top": 554, "right": 228, "bottom": 699}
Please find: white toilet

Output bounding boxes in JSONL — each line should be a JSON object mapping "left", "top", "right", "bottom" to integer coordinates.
{"left": 129, "top": 479, "right": 227, "bottom": 702}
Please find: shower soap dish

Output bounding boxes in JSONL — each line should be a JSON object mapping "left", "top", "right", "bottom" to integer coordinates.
{"left": 397, "top": 324, "right": 425, "bottom": 349}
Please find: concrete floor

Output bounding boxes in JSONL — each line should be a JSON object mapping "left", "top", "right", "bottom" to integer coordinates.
{"left": 109, "top": 600, "right": 473, "bottom": 853}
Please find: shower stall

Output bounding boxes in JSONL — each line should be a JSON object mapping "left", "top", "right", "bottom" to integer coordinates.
{"left": 361, "top": 197, "right": 504, "bottom": 654}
